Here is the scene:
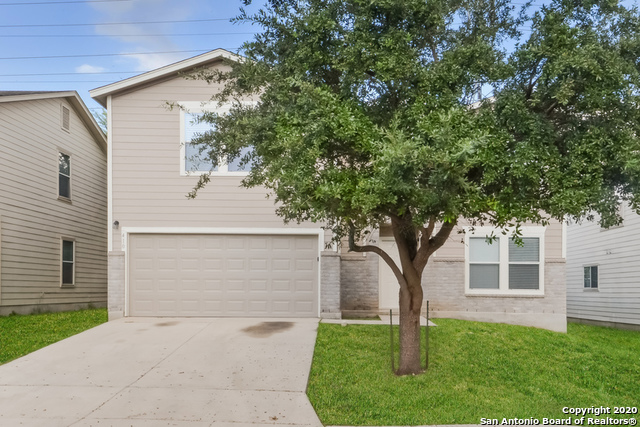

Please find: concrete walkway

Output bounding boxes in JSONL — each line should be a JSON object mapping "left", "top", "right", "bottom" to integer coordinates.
{"left": 0, "top": 317, "right": 322, "bottom": 427}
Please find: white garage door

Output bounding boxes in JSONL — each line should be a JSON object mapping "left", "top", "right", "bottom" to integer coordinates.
{"left": 128, "top": 234, "right": 318, "bottom": 317}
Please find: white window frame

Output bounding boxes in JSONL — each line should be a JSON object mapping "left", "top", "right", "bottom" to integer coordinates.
{"left": 583, "top": 265, "right": 599, "bottom": 289}
{"left": 464, "top": 226, "right": 545, "bottom": 296}
{"left": 179, "top": 101, "right": 253, "bottom": 177}
{"left": 60, "top": 238, "right": 75, "bottom": 287}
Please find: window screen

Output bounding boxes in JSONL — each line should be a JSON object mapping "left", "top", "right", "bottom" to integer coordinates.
{"left": 469, "top": 237, "right": 500, "bottom": 289}
{"left": 508, "top": 238, "right": 540, "bottom": 289}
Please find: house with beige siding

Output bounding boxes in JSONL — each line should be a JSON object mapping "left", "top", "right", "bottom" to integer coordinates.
{"left": 0, "top": 91, "right": 108, "bottom": 315}
{"left": 90, "top": 49, "right": 566, "bottom": 332}
{"left": 566, "top": 204, "right": 640, "bottom": 330}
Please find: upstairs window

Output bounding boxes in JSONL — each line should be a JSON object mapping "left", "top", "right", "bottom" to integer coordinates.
{"left": 466, "top": 227, "right": 545, "bottom": 295}
{"left": 58, "top": 152, "right": 71, "bottom": 199}
{"left": 179, "top": 102, "right": 254, "bottom": 176}
{"left": 183, "top": 112, "right": 218, "bottom": 173}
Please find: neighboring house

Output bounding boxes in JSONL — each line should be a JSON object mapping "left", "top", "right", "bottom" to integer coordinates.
{"left": 0, "top": 91, "right": 108, "bottom": 315}
{"left": 566, "top": 204, "right": 640, "bottom": 330}
{"left": 90, "top": 49, "right": 566, "bottom": 332}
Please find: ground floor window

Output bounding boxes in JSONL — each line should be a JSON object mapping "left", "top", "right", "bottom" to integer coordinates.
{"left": 584, "top": 266, "right": 598, "bottom": 289}
{"left": 465, "top": 227, "right": 545, "bottom": 295}
{"left": 61, "top": 239, "right": 74, "bottom": 286}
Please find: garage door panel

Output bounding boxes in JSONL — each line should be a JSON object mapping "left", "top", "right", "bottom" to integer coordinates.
{"left": 272, "top": 300, "right": 292, "bottom": 313}
{"left": 249, "top": 279, "right": 268, "bottom": 291}
{"left": 295, "top": 301, "right": 314, "bottom": 313}
{"left": 296, "top": 279, "right": 314, "bottom": 292}
{"left": 250, "top": 238, "right": 268, "bottom": 250}
{"left": 226, "top": 237, "right": 246, "bottom": 250}
{"left": 272, "top": 259, "right": 291, "bottom": 271}
{"left": 227, "top": 258, "right": 245, "bottom": 271}
{"left": 204, "top": 236, "right": 224, "bottom": 249}
{"left": 129, "top": 234, "right": 318, "bottom": 317}
{"left": 249, "top": 258, "right": 268, "bottom": 271}
{"left": 295, "top": 259, "right": 314, "bottom": 272}
{"left": 204, "top": 279, "right": 223, "bottom": 290}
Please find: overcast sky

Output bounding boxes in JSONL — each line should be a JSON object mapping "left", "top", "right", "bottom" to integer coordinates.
{"left": 0, "top": 0, "right": 263, "bottom": 113}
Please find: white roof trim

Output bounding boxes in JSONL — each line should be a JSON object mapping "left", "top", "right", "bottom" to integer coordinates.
{"left": 0, "top": 91, "right": 77, "bottom": 104}
{"left": 90, "top": 48, "right": 241, "bottom": 106}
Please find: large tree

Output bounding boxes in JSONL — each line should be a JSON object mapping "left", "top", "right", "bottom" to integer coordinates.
{"left": 188, "top": 0, "right": 640, "bottom": 375}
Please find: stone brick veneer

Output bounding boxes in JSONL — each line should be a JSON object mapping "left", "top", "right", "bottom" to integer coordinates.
{"left": 339, "top": 252, "right": 379, "bottom": 311}
{"left": 320, "top": 251, "right": 342, "bottom": 318}
{"left": 424, "top": 258, "right": 567, "bottom": 332}
{"left": 107, "top": 251, "right": 125, "bottom": 320}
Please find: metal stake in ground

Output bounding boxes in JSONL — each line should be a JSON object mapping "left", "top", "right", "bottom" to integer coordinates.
{"left": 425, "top": 300, "right": 429, "bottom": 370}
{"left": 390, "top": 309, "right": 395, "bottom": 373}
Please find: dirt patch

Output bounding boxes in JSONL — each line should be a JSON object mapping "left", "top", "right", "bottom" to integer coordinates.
{"left": 242, "top": 321, "right": 294, "bottom": 338}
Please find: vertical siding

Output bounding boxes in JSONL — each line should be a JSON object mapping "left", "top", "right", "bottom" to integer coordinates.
{"left": 110, "top": 64, "right": 313, "bottom": 253}
{"left": 0, "top": 98, "right": 107, "bottom": 310}
{"left": 566, "top": 205, "right": 640, "bottom": 326}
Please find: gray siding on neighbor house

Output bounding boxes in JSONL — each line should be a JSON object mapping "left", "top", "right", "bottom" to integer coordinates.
{"left": 0, "top": 97, "right": 107, "bottom": 314}
{"left": 566, "top": 205, "right": 640, "bottom": 327}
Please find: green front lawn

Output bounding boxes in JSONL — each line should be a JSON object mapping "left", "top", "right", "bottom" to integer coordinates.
{"left": 307, "top": 319, "right": 640, "bottom": 425}
{"left": 0, "top": 308, "right": 107, "bottom": 364}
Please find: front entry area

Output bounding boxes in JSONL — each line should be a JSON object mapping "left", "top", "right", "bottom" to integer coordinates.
{"left": 378, "top": 238, "right": 400, "bottom": 310}
{"left": 127, "top": 233, "right": 319, "bottom": 317}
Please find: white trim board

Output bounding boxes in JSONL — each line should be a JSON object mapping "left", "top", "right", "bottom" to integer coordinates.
{"left": 90, "top": 49, "right": 241, "bottom": 107}
{"left": 107, "top": 95, "right": 113, "bottom": 252}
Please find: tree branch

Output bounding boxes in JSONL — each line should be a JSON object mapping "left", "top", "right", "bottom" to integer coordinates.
{"left": 413, "top": 219, "right": 457, "bottom": 274}
{"left": 428, "top": 220, "right": 456, "bottom": 255}
{"left": 348, "top": 226, "right": 406, "bottom": 286}
{"left": 427, "top": 35, "right": 439, "bottom": 62}
{"left": 545, "top": 100, "right": 558, "bottom": 116}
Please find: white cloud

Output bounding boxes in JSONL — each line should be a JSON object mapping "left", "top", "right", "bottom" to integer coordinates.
{"left": 125, "top": 51, "right": 186, "bottom": 71}
{"left": 75, "top": 64, "right": 107, "bottom": 73}
{"left": 90, "top": 0, "right": 200, "bottom": 71}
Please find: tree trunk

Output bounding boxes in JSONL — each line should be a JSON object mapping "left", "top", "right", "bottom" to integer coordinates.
{"left": 396, "top": 274, "right": 424, "bottom": 375}
{"left": 348, "top": 215, "right": 455, "bottom": 376}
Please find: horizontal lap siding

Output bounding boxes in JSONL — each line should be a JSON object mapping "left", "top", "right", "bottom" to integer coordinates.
{"left": 566, "top": 205, "right": 640, "bottom": 326}
{"left": 110, "top": 66, "right": 305, "bottom": 252}
{"left": 0, "top": 98, "right": 107, "bottom": 308}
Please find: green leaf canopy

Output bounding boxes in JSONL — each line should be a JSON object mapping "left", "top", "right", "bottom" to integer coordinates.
{"left": 189, "top": 0, "right": 640, "bottom": 236}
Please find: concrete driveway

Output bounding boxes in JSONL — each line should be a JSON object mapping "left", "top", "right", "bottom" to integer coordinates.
{"left": 0, "top": 317, "right": 323, "bottom": 427}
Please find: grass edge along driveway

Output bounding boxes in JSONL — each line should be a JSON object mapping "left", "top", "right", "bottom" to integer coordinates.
{"left": 0, "top": 308, "right": 107, "bottom": 364}
{"left": 307, "top": 319, "right": 640, "bottom": 426}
